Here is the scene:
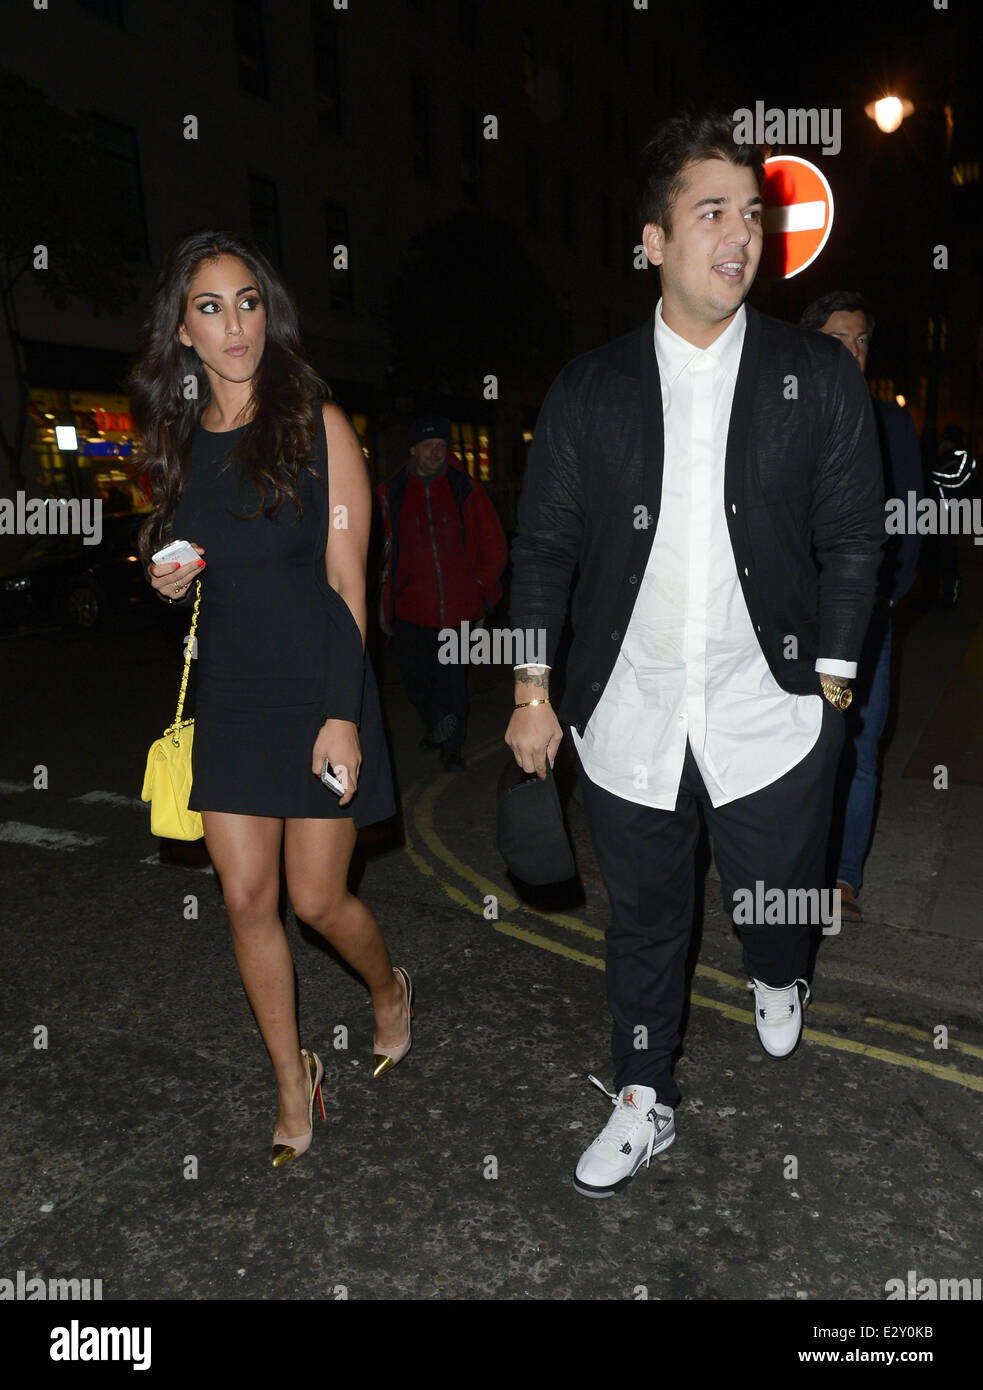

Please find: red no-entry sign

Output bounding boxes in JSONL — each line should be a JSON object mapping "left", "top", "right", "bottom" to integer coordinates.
{"left": 761, "top": 155, "right": 834, "bottom": 280}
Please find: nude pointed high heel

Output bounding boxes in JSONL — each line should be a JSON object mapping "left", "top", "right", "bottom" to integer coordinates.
{"left": 271, "top": 1048, "right": 325, "bottom": 1166}
{"left": 372, "top": 967, "right": 414, "bottom": 1079}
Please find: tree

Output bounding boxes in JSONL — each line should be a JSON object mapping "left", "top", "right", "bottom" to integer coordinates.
{"left": 0, "top": 67, "right": 138, "bottom": 488}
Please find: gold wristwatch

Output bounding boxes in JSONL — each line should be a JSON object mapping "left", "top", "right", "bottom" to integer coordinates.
{"left": 820, "top": 677, "right": 853, "bottom": 711}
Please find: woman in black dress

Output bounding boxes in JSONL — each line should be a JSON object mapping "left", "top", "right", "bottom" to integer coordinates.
{"left": 133, "top": 230, "right": 411, "bottom": 1166}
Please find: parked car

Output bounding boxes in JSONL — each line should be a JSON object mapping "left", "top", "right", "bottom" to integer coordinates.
{"left": 0, "top": 514, "right": 154, "bottom": 631}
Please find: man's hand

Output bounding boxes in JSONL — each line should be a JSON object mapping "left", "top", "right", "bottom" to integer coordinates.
{"left": 505, "top": 666, "right": 562, "bottom": 778}
{"left": 819, "top": 675, "right": 852, "bottom": 710}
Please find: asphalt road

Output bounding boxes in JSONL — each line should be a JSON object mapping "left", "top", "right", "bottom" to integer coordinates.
{"left": 1, "top": 595, "right": 980, "bottom": 1345}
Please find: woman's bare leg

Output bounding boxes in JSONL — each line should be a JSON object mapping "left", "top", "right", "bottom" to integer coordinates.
{"left": 201, "top": 811, "right": 312, "bottom": 1138}
{"left": 284, "top": 817, "right": 405, "bottom": 1046}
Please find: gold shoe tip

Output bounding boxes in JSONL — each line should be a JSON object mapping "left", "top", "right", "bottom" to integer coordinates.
{"left": 271, "top": 1143, "right": 298, "bottom": 1166}
{"left": 372, "top": 1053, "right": 396, "bottom": 1079}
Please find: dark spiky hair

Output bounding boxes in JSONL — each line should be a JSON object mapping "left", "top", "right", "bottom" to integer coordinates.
{"left": 637, "top": 109, "right": 765, "bottom": 237}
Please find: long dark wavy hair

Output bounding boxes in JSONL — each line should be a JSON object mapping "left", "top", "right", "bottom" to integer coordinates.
{"left": 131, "top": 229, "right": 330, "bottom": 566}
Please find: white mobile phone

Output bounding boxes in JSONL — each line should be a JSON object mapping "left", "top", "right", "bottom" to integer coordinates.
{"left": 320, "top": 760, "right": 346, "bottom": 796}
{"left": 152, "top": 539, "right": 199, "bottom": 567}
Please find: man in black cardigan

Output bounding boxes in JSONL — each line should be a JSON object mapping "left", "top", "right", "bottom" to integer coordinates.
{"left": 505, "top": 111, "right": 884, "bottom": 1199}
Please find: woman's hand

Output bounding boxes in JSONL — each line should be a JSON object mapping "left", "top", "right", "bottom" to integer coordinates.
{"left": 148, "top": 545, "right": 205, "bottom": 601}
{"left": 313, "top": 718, "right": 362, "bottom": 807}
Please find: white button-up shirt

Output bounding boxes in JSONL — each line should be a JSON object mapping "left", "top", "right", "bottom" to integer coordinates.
{"left": 568, "top": 301, "right": 832, "bottom": 810}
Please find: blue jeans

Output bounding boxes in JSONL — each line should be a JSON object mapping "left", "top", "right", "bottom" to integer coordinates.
{"left": 831, "top": 608, "right": 892, "bottom": 893}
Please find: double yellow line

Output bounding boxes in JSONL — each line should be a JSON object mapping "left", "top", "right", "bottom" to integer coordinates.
{"left": 402, "top": 737, "right": 983, "bottom": 1093}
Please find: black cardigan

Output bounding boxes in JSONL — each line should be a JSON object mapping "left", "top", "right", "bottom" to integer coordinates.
{"left": 509, "top": 305, "right": 885, "bottom": 736}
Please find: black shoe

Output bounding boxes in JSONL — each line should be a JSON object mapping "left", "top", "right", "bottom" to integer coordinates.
{"left": 441, "top": 751, "right": 467, "bottom": 772}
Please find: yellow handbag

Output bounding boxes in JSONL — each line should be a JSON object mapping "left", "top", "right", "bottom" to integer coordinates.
{"left": 141, "top": 581, "right": 204, "bottom": 840}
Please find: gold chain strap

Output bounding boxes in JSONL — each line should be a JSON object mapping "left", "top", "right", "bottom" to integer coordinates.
{"left": 167, "top": 580, "right": 201, "bottom": 745}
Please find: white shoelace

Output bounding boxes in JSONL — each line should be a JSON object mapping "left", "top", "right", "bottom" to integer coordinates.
{"left": 588, "top": 1074, "right": 659, "bottom": 1168}
{"left": 748, "top": 977, "right": 811, "bottom": 1024}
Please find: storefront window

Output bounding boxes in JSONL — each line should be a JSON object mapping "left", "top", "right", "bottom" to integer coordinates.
{"left": 29, "top": 389, "right": 150, "bottom": 512}
{"left": 349, "top": 412, "right": 374, "bottom": 477}
{"left": 450, "top": 421, "right": 491, "bottom": 482}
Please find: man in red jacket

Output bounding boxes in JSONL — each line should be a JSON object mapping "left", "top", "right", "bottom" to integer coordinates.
{"left": 377, "top": 414, "right": 507, "bottom": 770}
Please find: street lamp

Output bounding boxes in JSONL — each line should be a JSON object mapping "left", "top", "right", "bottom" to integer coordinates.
{"left": 864, "top": 95, "right": 914, "bottom": 134}
{"left": 865, "top": 90, "right": 953, "bottom": 466}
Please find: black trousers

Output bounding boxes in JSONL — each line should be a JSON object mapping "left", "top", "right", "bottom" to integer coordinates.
{"left": 393, "top": 618, "right": 469, "bottom": 753}
{"left": 577, "top": 700, "right": 845, "bottom": 1108}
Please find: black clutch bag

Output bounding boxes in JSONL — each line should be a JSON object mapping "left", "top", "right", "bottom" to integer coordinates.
{"left": 496, "top": 757, "right": 576, "bottom": 886}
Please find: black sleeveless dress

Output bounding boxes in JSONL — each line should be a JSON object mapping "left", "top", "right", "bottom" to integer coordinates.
{"left": 172, "top": 410, "right": 396, "bottom": 828}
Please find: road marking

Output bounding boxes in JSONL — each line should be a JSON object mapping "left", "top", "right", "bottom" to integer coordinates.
{"left": 0, "top": 822, "right": 103, "bottom": 850}
{"left": 694, "top": 962, "right": 983, "bottom": 1062}
{"left": 74, "top": 790, "right": 149, "bottom": 812}
{"left": 403, "top": 750, "right": 983, "bottom": 1094}
{"left": 417, "top": 772, "right": 603, "bottom": 940}
{"left": 138, "top": 854, "right": 213, "bottom": 874}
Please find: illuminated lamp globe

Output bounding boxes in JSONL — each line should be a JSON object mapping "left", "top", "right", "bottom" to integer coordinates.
{"left": 864, "top": 96, "right": 914, "bottom": 133}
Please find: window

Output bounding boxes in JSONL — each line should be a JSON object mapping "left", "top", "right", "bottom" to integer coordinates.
{"left": 558, "top": 167, "right": 575, "bottom": 238}
{"left": 234, "top": 0, "right": 269, "bottom": 99}
{"left": 620, "top": 6, "right": 633, "bottom": 70}
{"left": 461, "top": 102, "right": 480, "bottom": 199}
{"left": 458, "top": 0, "right": 478, "bottom": 48}
{"left": 411, "top": 74, "right": 432, "bottom": 179}
{"left": 324, "top": 202, "right": 353, "bottom": 310}
{"left": 77, "top": 0, "right": 124, "bottom": 22}
{"left": 312, "top": 0, "right": 343, "bottom": 133}
{"left": 600, "top": 93, "right": 613, "bottom": 150}
{"left": 952, "top": 160, "right": 980, "bottom": 186}
{"left": 623, "top": 209, "right": 635, "bottom": 279}
{"left": 349, "top": 412, "right": 372, "bottom": 473}
{"left": 526, "top": 147, "right": 540, "bottom": 232}
{"left": 85, "top": 114, "right": 149, "bottom": 263}
{"left": 248, "top": 173, "right": 281, "bottom": 267}
{"left": 522, "top": 29, "right": 536, "bottom": 104}
{"left": 599, "top": 194, "right": 613, "bottom": 268}
{"left": 450, "top": 421, "right": 492, "bottom": 483}
{"left": 624, "top": 110, "right": 635, "bottom": 162}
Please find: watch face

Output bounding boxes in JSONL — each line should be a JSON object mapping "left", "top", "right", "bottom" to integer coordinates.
{"left": 839, "top": 688, "right": 853, "bottom": 709}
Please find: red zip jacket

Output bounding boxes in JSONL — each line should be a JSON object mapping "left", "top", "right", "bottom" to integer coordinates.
{"left": 376, "top": 457, "right": 507, "bottom": 630}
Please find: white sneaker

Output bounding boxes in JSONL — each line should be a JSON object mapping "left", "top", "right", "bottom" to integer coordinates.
{"left": 748, "top": 977, "right": 810, "bottom": 1058}
{"left": 574, "top": 1075, "right": 675, "bottom": 1199}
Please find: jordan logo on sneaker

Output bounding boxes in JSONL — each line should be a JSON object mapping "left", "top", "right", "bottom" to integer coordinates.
{"left": 624, "top": 1091, "right": 637, "bottom": 1108}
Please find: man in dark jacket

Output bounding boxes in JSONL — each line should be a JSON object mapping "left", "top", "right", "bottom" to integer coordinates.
{"left": 922, "top": 424, "right": 977, "bottom": 608}
{"left": 377, "top": 414, "right": 507, "bottom": 770}
{"left": 506, "top": 111, "right": 884, "bottom": 1198}
{"left": 800, "top": 291, "right": 924, "bottom": 923}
